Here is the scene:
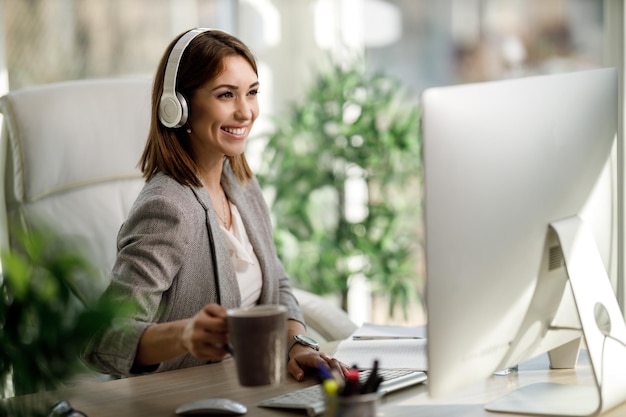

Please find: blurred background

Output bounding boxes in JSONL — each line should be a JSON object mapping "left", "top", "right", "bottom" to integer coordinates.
{"left": 0, "top": 0, "right": 608, "bottom": 326}
{"left": 2, "top": 1, "right": 603, "bottom": 96}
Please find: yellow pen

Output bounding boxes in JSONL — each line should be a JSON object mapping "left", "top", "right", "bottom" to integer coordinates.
{"left": 322, "top": 377, "right": 339, "bottom": 397}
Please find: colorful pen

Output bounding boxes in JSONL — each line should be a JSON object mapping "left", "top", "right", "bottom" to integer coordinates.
{"left": 317, "top": 364, "right": 339, "bottom": 397}
{"left": 341, "top": 366, "right": 361, "bottom": 396}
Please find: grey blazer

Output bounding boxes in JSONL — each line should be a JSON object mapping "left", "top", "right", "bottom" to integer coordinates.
{"left": 82, "top": 164, "right": 304, "bottom": 376}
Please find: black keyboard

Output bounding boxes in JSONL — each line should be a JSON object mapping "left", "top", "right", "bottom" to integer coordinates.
{"left": 258, "top": 369, "right": 427, "bottom": 416}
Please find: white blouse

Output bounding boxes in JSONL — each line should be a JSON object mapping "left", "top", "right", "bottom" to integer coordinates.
{"left": 219, "top": 203, "right": 262, "bottom": 308}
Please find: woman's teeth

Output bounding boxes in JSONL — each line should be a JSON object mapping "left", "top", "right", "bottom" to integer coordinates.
{"left": 222, "top": 127, "right": 246, "bottom": 135}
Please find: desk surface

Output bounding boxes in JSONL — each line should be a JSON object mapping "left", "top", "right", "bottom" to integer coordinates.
{"left": 4, "top": 348, "right": 626, "bottom": 417}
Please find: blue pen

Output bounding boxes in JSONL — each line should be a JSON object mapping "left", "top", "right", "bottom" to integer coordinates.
{"left": 318, "top": 363, "right": 334, "bottom": 381}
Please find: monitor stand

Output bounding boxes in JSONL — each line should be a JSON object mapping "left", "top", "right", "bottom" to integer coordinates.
{"left": 486, "top": 215, "right": 626, "bottom": 416}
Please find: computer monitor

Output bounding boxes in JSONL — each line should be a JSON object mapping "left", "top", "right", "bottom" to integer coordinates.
{"left": 421, "top": 67, "right": 626, "bottom": 416}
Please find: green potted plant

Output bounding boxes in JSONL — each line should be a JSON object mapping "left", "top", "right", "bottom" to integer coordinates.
{"left": 0, "top": 225, "right": 132, "bottom": 415}
{"left": 257, "top": 58, "right": 422, "bottom": 319}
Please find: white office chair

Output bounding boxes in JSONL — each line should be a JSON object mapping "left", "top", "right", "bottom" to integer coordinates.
{"left": 0, "top": 78, "right": 151, "bottom": 300}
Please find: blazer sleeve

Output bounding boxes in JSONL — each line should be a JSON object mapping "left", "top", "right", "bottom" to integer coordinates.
{"left": 81, "top": 187, "right": 195, "bottom": 376}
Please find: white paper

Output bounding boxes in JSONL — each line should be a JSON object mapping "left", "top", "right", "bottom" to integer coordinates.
{"left": 333, "top": 338, "right": 428, "bottom": 370}
{"left": 351, "top": 323, "right": 427, "bottom": 340}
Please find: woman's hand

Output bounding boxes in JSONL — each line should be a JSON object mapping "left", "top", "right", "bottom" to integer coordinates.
{"left": 181, "top": 304, "right": 231, "bottom": 361}
{"left": 134, "top": 304, "right": 231, "bottom": 367}
{"left": 285, "top": 319, "right": 350, "bottom": 381}
{"left": 287, "top": 344, "right": 350, "bottom": 382}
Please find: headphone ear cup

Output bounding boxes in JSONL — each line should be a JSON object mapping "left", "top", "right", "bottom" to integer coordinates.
{"left": 176, "top": 91, "right": 189, "bottom": 127}
{"left": 158, "top": 92, "right": 182, "bottom": 128}
{"left": 158, "top": 91, "right": 189, "bottom": 128}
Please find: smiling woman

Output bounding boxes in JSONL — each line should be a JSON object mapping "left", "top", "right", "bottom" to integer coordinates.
{"left": 80, "top": 28, "right": 350, "bottom": 383}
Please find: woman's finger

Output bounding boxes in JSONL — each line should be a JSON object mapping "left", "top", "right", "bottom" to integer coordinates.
{"left": 325, "top": 356, "right": 350, "bottom": 377}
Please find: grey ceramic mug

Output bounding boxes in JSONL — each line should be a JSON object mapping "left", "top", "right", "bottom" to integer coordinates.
{"left": 227, "top": 304, "right": 288, "bottom": 386}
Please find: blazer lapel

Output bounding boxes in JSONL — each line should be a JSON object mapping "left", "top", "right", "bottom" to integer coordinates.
{"left": 190, "top": 185, "right": 241, "bottom": 309}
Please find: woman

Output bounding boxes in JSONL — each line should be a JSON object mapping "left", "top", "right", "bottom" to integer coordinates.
{"left": 82, "top": 28, "right": 347, "bottom": 380}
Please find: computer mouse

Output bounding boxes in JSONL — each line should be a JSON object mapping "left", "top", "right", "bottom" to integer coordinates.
{"left": 175, "top": 398, "right": 247, "bottom": 415}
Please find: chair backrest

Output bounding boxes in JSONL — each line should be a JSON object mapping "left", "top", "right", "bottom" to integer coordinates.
{"left": 0, "top": 78, "right": 152, "bottom": 298}
{"left": 292, "top": 288, "right": 357, "bottom": 342}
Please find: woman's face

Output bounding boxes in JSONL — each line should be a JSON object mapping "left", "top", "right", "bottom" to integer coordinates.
{"left": 187, "top": 55, "right": 259, "bottom": 166}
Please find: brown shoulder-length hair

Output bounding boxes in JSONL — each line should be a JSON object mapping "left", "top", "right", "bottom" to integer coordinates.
{"left": 140, "top": 29, "right": 257, "bottom": 186}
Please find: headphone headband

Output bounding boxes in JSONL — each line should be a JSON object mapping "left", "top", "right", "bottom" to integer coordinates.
{"left": 158, "top": 28, "right": 212, "bottom": 128}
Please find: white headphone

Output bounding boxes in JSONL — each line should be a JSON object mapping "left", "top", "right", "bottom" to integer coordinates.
{"left": 158, "top": 28, "right": 212, "bottom": 128}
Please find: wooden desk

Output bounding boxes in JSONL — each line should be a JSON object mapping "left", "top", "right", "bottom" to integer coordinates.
{"left": 3, "top": 349, "right": 626, "bottom": 417}
{"left": 2, "top": 356, "right": 321, "bottom": 417}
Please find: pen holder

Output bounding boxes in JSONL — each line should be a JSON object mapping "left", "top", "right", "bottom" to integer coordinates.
{"left": 324, "top": 392, "right": 380, "bottom": 417}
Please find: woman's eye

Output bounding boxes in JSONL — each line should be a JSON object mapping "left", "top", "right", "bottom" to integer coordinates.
{"left": 218, "top": 91, "right": 234, "bottom": 98}
{"left": 249, "top": 89, "right": 259, "bottom": 96}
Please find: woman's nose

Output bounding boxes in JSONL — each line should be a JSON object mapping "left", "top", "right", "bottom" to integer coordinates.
{"left": 235, "top": 99, "right": 252, "bottom": 120}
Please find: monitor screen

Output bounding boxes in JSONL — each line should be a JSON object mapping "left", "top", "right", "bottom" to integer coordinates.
{"left": 421, "top": 68, "right": 626, "bottom": 415}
